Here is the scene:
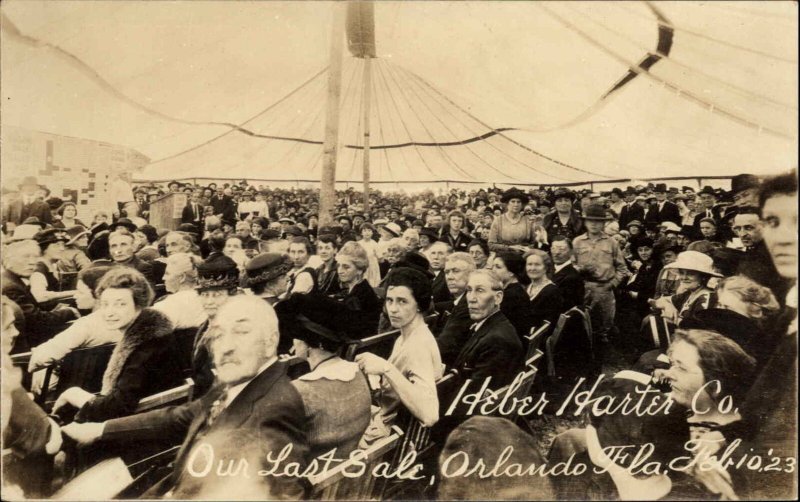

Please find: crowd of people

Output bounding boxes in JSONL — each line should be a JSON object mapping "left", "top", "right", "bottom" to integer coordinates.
{"left": 1, "top": 169, "right": 796, "bottom": 500}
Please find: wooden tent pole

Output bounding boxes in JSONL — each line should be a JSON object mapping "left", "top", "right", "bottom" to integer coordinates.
{"left": 362, "top": 57, "right": 372, "bottom": 216}
{"left": 319, "top": 3, "right": 346, "bottom": 227}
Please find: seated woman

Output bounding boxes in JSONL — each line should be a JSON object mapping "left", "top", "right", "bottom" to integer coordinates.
{"left": 492, "top": 250, "right": 536, "bottom": 343}
{"left": 523, "top": 249, "right": 563, "bottom": 332}
{"left": 290, "top": 242, "right": 381, "bottom": 339}
{"left": 58, "top": 226, "right": 92, "bottom": 281}
{"left": 52, "top": 267, "right": 183, "bottom": 422}
{"left": 650, "top": 251, "right": 721, "bottom": 326}
{"left": 30, "top": 229, "right": 77, "bottom": 304}
{"left": 286, "top": 236, "right": 317, "bottom": 295}
{"left": 52, "top": 201, "right": 87, "bottom": 229}
{"left": 356, "top": 268, "right": 444, "bottom": 447}
{"left": 284, "top": 297, "right": 372, "bottom": 460}
{"left": 551, "top": 329, "right": 756, "bottom": 500}
{"left": 28, "top": 266, "right": 116, "bottom": 371}
{"left": 681, "top": 275, "right": 779, "bottom": 365}
{"left": 467, "top": 238, "right": 494, "bottom": 270}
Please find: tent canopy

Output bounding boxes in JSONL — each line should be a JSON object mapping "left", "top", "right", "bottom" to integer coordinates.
{"left": 2, "top": 1, "right": 796, "bottom": 185}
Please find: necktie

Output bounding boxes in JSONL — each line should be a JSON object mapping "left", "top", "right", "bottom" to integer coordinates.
{"left": 205, "top": 389, "right": 228, "bottom": 428}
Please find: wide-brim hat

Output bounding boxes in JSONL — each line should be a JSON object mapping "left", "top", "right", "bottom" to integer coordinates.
{"left": 65, "top": 225, "right": 91, "bottom": 246}
{"left": 108, "top": 218, "right": 137, "bottom": 232}
{"left": 34, "top": 229, "right": 69, "bottom": 248}
{"left": 18, "top": 176, "right": 39, "bottom": 189}
{"left": 581, "top": 204, "right": 612, "bottom": 221}
{"left": 664, "top": 250, "right": 722, "bottom": 277}
{"left": 277, "top": 294, "right": 355, "bottom": 349}
{"left": 660, "top": 222, "right": 681, "bottom": 233}
{"left": 9, "top": 224, "right": 42, "bottom": 242}
{"left": 196, "top": 255, "right": 239, "bottom": 292}
{"left": 21, "top": 216, "right": 47, "bottom": 229}
{"left": 419, "top": 227, "right": 439, "bottom": 242}
{"left": 245, "top": 253, "right": 292, "bottom": 287}
{"left": 382, "top": 222, "right": 402, "bottom": 237}
{"left": 500, "top": 187, "right": 530, "bottom": 204}
{"left": 551, "top": 188, "right": 575, "bottom": 202}
{"left": 278, "top": 217, "right": 296, "bottom": 224}
{"left": 731, "top": 174, "right": 760, "bottom": 194}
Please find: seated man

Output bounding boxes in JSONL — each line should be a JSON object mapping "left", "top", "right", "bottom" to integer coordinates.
{"left": 62, "top": 296, "right": 310, "bottom": 500}
{"left": 435, "top": 252, "right": 476, "bottom": 367}
{"left": 108, "top": 229, "right": 156, "bottom": 285}
{"left": 452, "top": 270, "right": 524, "bottom": 391}
{"left": 1, "top": 239, "right": 79, "bottom": 353}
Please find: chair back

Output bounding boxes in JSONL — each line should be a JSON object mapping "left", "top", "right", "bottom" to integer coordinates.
{"left": 38, "top": 343, "right": 116, "bottom": 407}
{"left": 525, "top": 321, "right": 550, "bottom": 361}
{"left": 648, "top": 314, "right": 673, "bottom": 351}
{"left": 343, "top": 329, "right": 401, "bottom": 362}
{"left": 134, "top": 378, "right": 195, "bottom": 413}
{"left": 545, "top": 307, "right": 592, "bottom": 378}
{"left": 310, "top": 426, "right": 404, "bottom": 500}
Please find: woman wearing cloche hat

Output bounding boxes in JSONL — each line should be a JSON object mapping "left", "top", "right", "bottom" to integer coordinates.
{"left": 649, "top": 250, "right": 721, "bottom": 325}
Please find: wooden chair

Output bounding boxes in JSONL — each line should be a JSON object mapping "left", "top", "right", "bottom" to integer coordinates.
{"left": 309, "top": 426, "right": 404, "bottom": 500}
{"left": 37, "top": 343, "right": 117, "bottom": 408}
{"left": 9, "top": 351, "right": 33, "bottom": 391}
{"left": 134, "top": 378, "right": 195, "bottom": 413}
{"left": 647, "top": 314, "right": 673, "bottom": 351}
{"left": 545, "top": 307, "right": 592, "bottom": 378}
{"left": 343, "top": 329, "right": 401, "bottom": 362}
{"left": 525, "top": 321, "right": 550, "bottom": 361}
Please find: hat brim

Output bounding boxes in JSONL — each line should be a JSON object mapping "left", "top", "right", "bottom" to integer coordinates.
{"left": 582, "top": 215, "right": 612, "bottom": 221}
{"left": 664, "top": 262, "right": 722, "bottom": 277}
{"left": 66, "top": 231, "right": 91, "bottom": 246}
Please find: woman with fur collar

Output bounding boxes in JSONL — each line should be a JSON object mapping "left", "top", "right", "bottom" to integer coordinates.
{"left": 52, "top": 267, "right": 183, "bottom": 423}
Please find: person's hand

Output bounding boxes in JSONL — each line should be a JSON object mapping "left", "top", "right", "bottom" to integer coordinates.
{"left": 629, "top": 291, "right": 639, "bottom": 299}
{"left": 652, "top": 368, "right": 669, "bottom": 385}
{"left": 631, "top": 260, "right": 642, "bottom": 271}
{"left": 355, "top": 353, "right": 392, "bottom": 376}
{"left": 62, "top": 422, "right": 105, "bottom": 446}
{"left": 53, "top": 387, "right": 94, "bottom": 414}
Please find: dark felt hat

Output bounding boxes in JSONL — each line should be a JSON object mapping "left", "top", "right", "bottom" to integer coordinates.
{"left": 108, "top": 218, "right": 137, "bottom": 232}
{"left": 34, "top": 228, "right": 69, "bottom": 248}
{"left": 500, "top": 187, "right": 530, "bottom": 204}
{"left": 196, "top": 253, "right": 240, "bottom": 291}
{"left": 730, "top": 174, "right": 760, "bottom": 194}
{"left": 551, "top": 188, "right": 575, "bottom": 202}
{"left": 245, "top": 253, "right": 292, "bottom": 287}
{"left": 419, "top": 227, "right": 439, "bottom": 242}
{"left": 21, "top": 216, "right": 47, "bottom": 229}
{"left": 581, "top": 204, "right": 611, "bottom": 221}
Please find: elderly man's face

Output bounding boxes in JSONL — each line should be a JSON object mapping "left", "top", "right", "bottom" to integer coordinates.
{"left": 466, "top": 273, "right": 503, "bottom": 321}
{"left": 427, "top": 244, "right": 449, "bottom": 271}
{"left": 550, "top": 240, "right": 571, "bottom": 265}
{"left": 4, "top": 242, "right": 40, "bottom": 277}
{"left": 733, "top": 214, "right": 763, "bottom": 248}
{"left": 700, "top": 193, "right": 716, "bottom": 209}
{"left": 444, "top": 259, "right": 471, "bottom": 296}
{"left": 166, "top": 234, "right": 191, "bottom": 256}
{"left": 209, "top": 303, "right": 275, "bottom": 385}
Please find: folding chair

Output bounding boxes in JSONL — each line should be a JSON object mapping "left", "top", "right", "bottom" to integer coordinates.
{"left": 309, "top": 426, "right": 404, "bottom": 500}
{"left": 648, "top": 314, "right": 673, "bottom": 352}
{"left": 525, "top": 321, "right": 550, "bottom": 361}
{"left": 37, "top": 343, "right": 117, "bottom": 409}
{"left": 343, "top": 329, "right": 401, "bottom": 362}
{"left": 134, "top": 378, "right": 195, "bottom": 413}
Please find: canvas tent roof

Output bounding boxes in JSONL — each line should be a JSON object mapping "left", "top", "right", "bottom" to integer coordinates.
{"left": 1, "top": 1, "right": 796, "bottom": 185}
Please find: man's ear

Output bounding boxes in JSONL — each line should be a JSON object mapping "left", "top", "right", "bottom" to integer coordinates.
{"left": 494, "top": 289, "right": 504, "bottom": 305}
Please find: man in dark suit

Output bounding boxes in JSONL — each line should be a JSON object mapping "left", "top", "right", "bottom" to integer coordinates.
{"left": 651, "top": 183, "right": 681, "bottom": 226}
{"left": 3, "top": 176, "right": 53, "bottom": 230}
{"left": 435, "top": 252, "right": 475, "bottom": 367}
{"left": 692, "top": 186, "right": 724, "bottom": 239}
{"left": 550, "top": 236, "right": 584, "bottom": 311}
{"left": 618, "top": 188, "right": 644, "bottom": 229}
{"left": 452, "top": 270, "right": 524, "bottom": 391}
{"left": 181, "top": 191, "right": 205, "bottom": 231}
{"left": 1, "top": 240, "right": 80, "bottom": 353}
{"left": 427, "top": 241, "right": 453, "bottom": 304}
{"left": 733, "top": 208, "right": 791, "bottom": 304}
{"left": 209, "top": 187, "right": 237, "bottom": 223}
{"left": 62, "top": 295, "right": 310, "bottom": 500}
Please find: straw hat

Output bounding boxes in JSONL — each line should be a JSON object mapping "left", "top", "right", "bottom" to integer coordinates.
{"left": 664, "top": 250, "right": 722, "bottom": 277}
